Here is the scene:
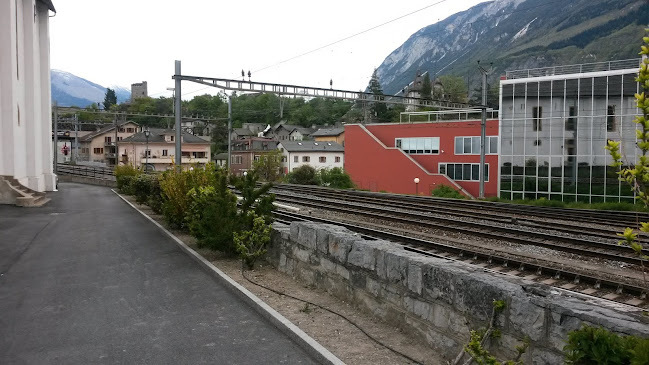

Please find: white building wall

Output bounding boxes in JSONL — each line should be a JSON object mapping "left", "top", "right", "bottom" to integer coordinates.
{"left": 280, "top": 148, "right": 344, "bottom": 173}
{"left": 0, "top": 0, "right": 55, "bottom": 191}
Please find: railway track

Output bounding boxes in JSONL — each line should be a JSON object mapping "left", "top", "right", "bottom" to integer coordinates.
{"left": 271, "top": 190, "right": 649, "bottom": 265}
{"left": 275, "top": 184, "right": 649, "bottom": 229}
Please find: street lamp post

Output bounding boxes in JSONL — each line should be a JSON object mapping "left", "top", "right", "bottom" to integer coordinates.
{"left": 144, "top": 127, "right": 151, "bottom": 171}
{"left": 414, "top": 177, "right": 420, "bottom": 195}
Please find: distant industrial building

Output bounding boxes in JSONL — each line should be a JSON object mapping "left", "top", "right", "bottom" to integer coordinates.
{"left": 499, "top": 59, "right": 642, "bottom": 203}
{"left": 130, "top": 81, "right": 148, "bottom": 102}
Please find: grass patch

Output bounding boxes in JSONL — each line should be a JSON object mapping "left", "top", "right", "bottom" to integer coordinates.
{"left": 485, "top": 196, "right": 649, "bottom": 212}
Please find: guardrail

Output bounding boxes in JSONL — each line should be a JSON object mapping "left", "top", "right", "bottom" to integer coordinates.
{"left": 56, "top": 164, "right": 116, "bottom": 181}
{"left": 505, "top": 59, "right": 641, "bottom": 80}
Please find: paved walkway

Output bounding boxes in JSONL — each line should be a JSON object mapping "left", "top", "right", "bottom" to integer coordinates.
{"left": 0, "top": 183, "right": 320, "bottom": 364}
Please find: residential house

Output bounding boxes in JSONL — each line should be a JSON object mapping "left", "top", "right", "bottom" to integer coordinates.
{"left": 230, "top": 137, "right": 278, "bottom": 176}
{"left": 78, "top": 122, "right": 140, "bottom": 166}
{"left": 270, "top": 124, "right": 315, "bottom": 141}
{"left": 311, "top": 127, "right": 345, "bottom": 146}
{"left": 232, "top": 128, "right": 256, "bottom": 140}
{"left": 213, "top": 152, "right": 228, "bottom": 168}
{"left": 278, "top": 140, "right": 344, "bottom": 175}
{"left": 0, "top": 0, "right": 57, "bottom": 193}
{"left": 288, "top": 127, "right": 315, "bottom": 141}
{"left": 182, "top": 120, "right": 211, "bottom": 140}
{"left": 119, "top": 129, "right": 210, "bottom": 171}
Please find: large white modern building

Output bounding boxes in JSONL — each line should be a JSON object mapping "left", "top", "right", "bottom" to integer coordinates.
{"left": 0, "top": 0, "right": 57, "bottom": 193}
{"left": 499, "top": 59, "right": 642, "bottom": 203}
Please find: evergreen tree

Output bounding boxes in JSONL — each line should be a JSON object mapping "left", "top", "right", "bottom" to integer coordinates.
{"left": 368, "top": 69, "right": 387, "bottom": 122}
{"left": 421, "top": 73, "right": 432, "bottom": 100}
{"left": 103, "top": 88, "right": 117, "bottom": 111}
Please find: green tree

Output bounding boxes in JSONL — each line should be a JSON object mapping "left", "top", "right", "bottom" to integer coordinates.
{"left": 287, "top": 165, "right": 318, "bottom": 185}
{"left": 439, "top": 75, "right": 468, "bottom": 103}
{"left": 421, "top": 73, "right": 432, "bottom": 100}
{"left": 470, "top": 83, "right": 499, "bottom": 109}
{"left": 318, "top": 167, "right": 355, "bottom": 189}
{"left": 103, "top": 88, "right": 117, "bottom": 111}
{"left": 606, "top": 30, "right": 649, "bottom": 291}
{"left": 368, "top": 68, "right": 388, "bottom": 122}
{"left": 252, "top": 149, "right": 284, "bottom": 182}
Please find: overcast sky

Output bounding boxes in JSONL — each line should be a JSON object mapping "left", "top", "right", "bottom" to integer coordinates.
{"left": 50, "top": 0, "right": 487, "bottom": 99}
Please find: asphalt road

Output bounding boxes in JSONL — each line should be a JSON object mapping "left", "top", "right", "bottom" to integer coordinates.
{"left": 0, "top": 183, "right": 319, "bottom": 364}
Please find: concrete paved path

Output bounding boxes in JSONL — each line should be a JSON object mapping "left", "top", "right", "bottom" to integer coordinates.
{"left": 0, "top": 183, "right": 320, "bottom": 364}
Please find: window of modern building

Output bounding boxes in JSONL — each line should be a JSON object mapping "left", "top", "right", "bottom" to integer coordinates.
{"left": 439, "top": 163, "right": 488, "bottom": 182}
{"left": 335, "top": 156, "right": 341, "bottom": 163}
{"left": 162, "top": 150, "right": 168, "bottom": 156}
{"left": 145, "top": 149, "right": 151, "bottom": 157}
{"left": 105, "top": 136, "right": 112, "bottom": 143}
{"left": 254, "top": 155, "right": 260, "bottom": 161}
{"left": 566, "top": 106, "right": 576, "bottom": 131}
{"left": 607, "top": 105, "right": 616, "bottom": 132}
{"left": 454, "top": 136, "right": 498, "bottom": 154}
{"left": 294, "top": 156, "right": 299, "bottom": 163}
{"left": 534, "top": 140, "right": 542, "bottom": 146}
{"left": 532, "top": 106, "right": 542, "bottom": 131}
{"left": 118, "top": 128, "right": 125, "bottom": 133}
{"left": 319, "top": 156, "right": 326, "bottom": 163}
{"left": 127, "top": 128, "right": 134, "bottom": 133}
{"left": 395, "top": 137, "right": 440, "bottom": 154}
{"left": 302, "top": 156, "right": 310, "bottom": 162}
{"left": 93, "top": 148, "right": 104, "bottom": 154}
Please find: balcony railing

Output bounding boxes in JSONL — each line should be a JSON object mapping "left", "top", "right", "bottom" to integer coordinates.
{"left": 505, "top": 58, "right": 641, "bottom": 80}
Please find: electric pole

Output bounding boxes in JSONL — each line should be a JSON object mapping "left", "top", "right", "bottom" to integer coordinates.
{"left": 53, "top": 102, "right": 58, "bottom": 173}
{"left": 478, "top": 61, "right": 492, "bottom": 199}
{"left": 227, "top": 94, "right": 232, "bottom": 175}
{"left": 174, "top": 60, "right": 182, "bottom": 169}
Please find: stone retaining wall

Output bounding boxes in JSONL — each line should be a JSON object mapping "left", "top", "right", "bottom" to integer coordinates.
{"left": 267, "top": 222, "right": 649, "bottom": 364}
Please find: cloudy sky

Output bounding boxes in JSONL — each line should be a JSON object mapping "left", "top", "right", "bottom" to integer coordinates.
{"left": 50, "top": 0, "right": 487, "bottom": 99}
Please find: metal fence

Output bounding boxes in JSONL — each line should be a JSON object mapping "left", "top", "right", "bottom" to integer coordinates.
{"left": 56, "top": 164, "right": 116, "bottom": 181}
{"left": 505, "top": 59, "right": 641, "bottom": 80}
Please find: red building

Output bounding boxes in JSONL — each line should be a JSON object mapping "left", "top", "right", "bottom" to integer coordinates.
{"left": 344, "top": 119, "right": 499, "bottom": 198}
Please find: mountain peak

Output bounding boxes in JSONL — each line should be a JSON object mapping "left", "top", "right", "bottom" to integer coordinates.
{"left": 51, "top": 70, "right": 131, "bottom": 107}
{"left": 376, "top": 0, "right": 648, "bottom": 95}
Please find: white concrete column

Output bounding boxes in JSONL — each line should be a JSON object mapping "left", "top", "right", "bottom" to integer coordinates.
{"left": 23, "top": 0, "right": 44, "bottom": 191}
{"left": 0, "top": 0, "right": 17, "bottom": 179}
{"left": 38, "top": 1, "right": 55, "bottom": 191}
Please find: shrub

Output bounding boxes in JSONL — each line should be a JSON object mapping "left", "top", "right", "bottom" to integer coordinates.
{"left": 159, "top": 163, "right": 222, "bottom": 228}
{"left": 318, "top": 167, "right": 355, "bottom": 189}
{"left": 147, "top": 177, "right": 163, "bottom": 214}
{"left": 564, "top": 325, "right": 649, "bottom": 365}
{"left": 287, "top": 165, "right": 318, "bottom": 185}
{"left": 233, "top": 170, "right": 275, "bottom": 229}
{"left": 431, "top": 185, "right": 465, "bottom": 199}
{"left": 115, "top": 164, "right": 140, "bottom": 194}
{"left": 234, "top": 212, "right": 272, "bottom": 269}
{"left": 132, "top": 174, "right": 158, "bottom": 205}
{"left": 186, "top": 175, "right": 239, "bottom": 253}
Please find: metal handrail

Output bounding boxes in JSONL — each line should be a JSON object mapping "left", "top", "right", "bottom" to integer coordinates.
{"left": 505, "top": 59, "right": 641, "bottom": 80}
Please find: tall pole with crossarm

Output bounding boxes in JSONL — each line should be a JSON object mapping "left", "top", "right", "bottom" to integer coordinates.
{"left": 174, "top": 61, "right": 182, "bottom": 169}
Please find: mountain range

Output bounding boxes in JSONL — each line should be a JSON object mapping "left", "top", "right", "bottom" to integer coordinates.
{"left": 376, "top": 0, "right": 648, "bottom": 95}
{"left": 51, "top": 69, "right": 130, "bottom": 107}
